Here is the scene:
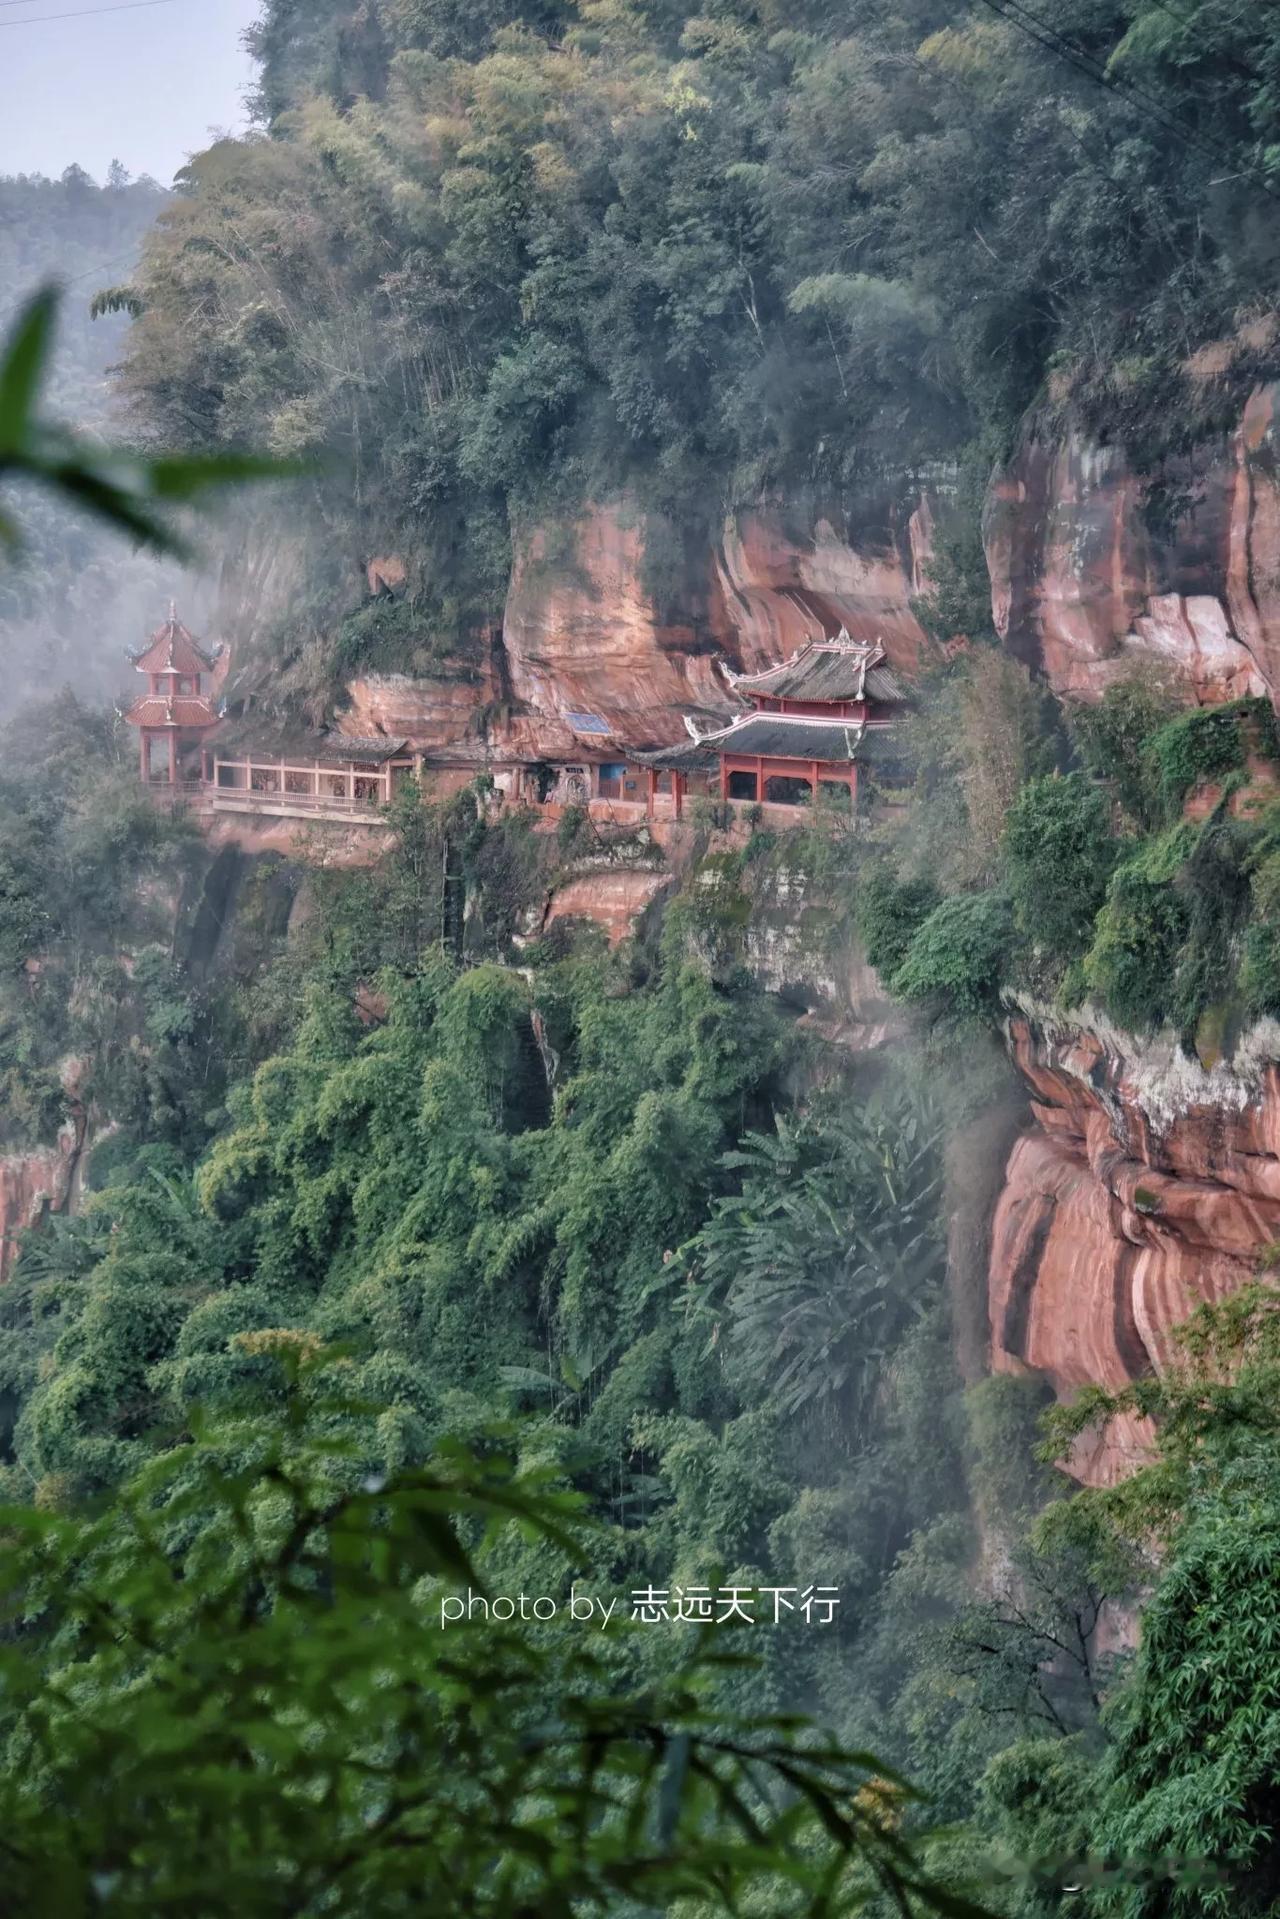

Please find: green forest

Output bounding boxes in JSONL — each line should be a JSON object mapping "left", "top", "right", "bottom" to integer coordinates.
{"left": 105, "top": 0, "right": 1280, "bottom": 690}
{"left": 3, "top": 0, "right": 1280, "bottom": 1913}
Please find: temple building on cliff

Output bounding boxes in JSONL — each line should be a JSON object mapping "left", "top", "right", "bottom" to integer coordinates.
{"left": 640, "top": 630, "right": 908, "bottom": 812}
{"left": 124, "top": 608, "right": 907, "bottom": 831}
{"left": 125, "top": 604, "right": 222, "bottom": 786}
{"left": 124, "top": 609, "right": 421, "bottom": 817}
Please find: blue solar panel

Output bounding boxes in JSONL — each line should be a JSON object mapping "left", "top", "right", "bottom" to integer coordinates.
{"left": 566, "top": 711, "right": 611, "bottom": 735}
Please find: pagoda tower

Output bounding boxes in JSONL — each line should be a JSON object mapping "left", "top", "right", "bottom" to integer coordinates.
{"left": 124, "top": 604, "right": 221, "bottom": 787}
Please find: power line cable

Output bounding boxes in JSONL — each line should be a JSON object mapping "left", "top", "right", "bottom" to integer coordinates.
{"left": 0, "top": 0, "right": 183, "bottom": 26}
{"left": 974, "top": 0, "right": 1280, "bottom": 200}
{"left": 998, "top": 0, "right": 1252, "bottom": 152}
{"left": 987, "top": 0, "right": 1262, "bottom": 172}
{"left": 983, "top": 0, "right": 1224, "bottom": 149}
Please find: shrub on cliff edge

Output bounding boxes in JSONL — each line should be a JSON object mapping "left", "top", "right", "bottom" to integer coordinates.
{"left": 1004, "top": 773, "right": 1116, "bottom": 963}
{"left": 891, "top": 892, "right": 1013, "bottom": 1018}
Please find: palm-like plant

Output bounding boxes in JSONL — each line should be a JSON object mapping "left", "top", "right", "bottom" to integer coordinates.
{"left": 689, "top": 1087, "right": 945, "bottom": 1427}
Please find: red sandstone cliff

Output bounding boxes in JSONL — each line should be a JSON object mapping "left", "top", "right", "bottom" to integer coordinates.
{"left": 983, "top": 385, "right": 1280, "bottom": 1452}
{"left": 989, "top": 1012, "right": 1280, "bottom": 1485}
{"left": 340, "top": 376, "right": 1280, "bottom": 763}
{"left": 0, "top": 1058, "right": 90, "bottom": 1282}
{"left": 0, "top": 1141, "right": 77, "bottom": 1282}
{"left": 331, "top": 495, "right": 932, "bottom": 761}
{"left": 221, "top": 373, "right": 1280, "bottom": 764}
{"left": 986, "top": 384, "right": 1280, "bottom": 707}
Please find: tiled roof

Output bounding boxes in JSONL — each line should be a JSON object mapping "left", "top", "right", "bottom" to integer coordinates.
{"left": 129, "top": 607, "right": 218, "bottom": 677}
{"left": 865, "top": 664, "right": 909, "bottom": 702}
{"left": 725, "top": 631, "right": 909, "bottom": 705}
{"left": 855, "top": 724, "right": 908, "bottom": 764}
{"left": 318, "top": 736, "right": 409, "bottom": 764}
{"left": 125, "top": 693, "right": 219, "bottom": 729}
{"left": 632, "top": 740, "right": 720, "bottom": 773}
{"left": 690, "top": 711, "right": 866, "bottom": 762}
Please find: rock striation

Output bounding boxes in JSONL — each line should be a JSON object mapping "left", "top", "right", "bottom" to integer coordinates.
{"left": 0, "top": 1057, "right": 91, "bottom": 1282}
{"left": 542, "top": 868, "right": 672, "bottom": 947}
{"left": 986, "top": 384, "right": 1280, "bottom": 708}
{"left": 989, "top": 1011, "right": 1280, "bottom": 1484}
{"left": 0, "top": 1140, "right": 79, "bottom": 1283}
{"left": 314, "top": 495, "right": 934, "bottom": 765}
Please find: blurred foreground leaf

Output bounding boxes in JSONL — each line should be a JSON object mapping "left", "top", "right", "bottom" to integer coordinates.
{"left": 0, "top": 287, "right": 299, "bottom": 557}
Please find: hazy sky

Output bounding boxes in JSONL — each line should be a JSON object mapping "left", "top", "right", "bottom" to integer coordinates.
{"left": 0, "top": 0, "right": 262, "bottom": 185}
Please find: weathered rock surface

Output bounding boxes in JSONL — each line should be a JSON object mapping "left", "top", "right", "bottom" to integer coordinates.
{"left": 202, "top": 810, "right": 394, "bottom": 865}
{"left": 986, "top": 387, "right": 1280, "bottom": 707}
{"left": 499, "top": 506, "right": 734, "bottom": 760}
{"left": 0, "top": 1058, "right": 90, "bottom": 1282}
{"left": 1226, "top": 385, "right": 1280, "bottom": 702}
{"left": 341, "top": 661, "right": 495, "bottom": 758}
{"left": 287, "top": 496, "right": 935, "bottom": 767}
{"left": 712, "top": 502, "right": 930, "bottom": 675}
{"left": 543, "top": 869, "right": 672, "bottom": 946}
{"left": 989, "top": 1011, "right": 1280, "bottom": 1484}
{"left": 0, "top": 1139, "right": 79, "bottom": 1282}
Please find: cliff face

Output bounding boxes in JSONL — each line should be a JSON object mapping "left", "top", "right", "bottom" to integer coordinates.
{"left": 989, "top": 1012, "right": 1280, "bottom": 1484}
{"left": 316, "top": 494, "right": 932, "bottom": 762}
{"left": 0, "top": 1138, "right": 79, "bottom": 1283}
{"left": 0, "top": 1058, "right": 89, "bottom": 1282}
{"left": 978, "top": 387, "right": 1280, "bottom": 1486}
{"left": 711, "top": 502, "right": 930, "bottom": 676}
{"left": 304, "top": 386, "right": 1280, "bottom": 769}
{"left": 986, "top": 383, "right": 1280, "bottom": 707}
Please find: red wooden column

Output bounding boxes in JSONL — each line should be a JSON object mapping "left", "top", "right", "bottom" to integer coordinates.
{"left": 719, "top": 756, "right": 728, "bottom": 801}
{"left": 167, "top": 730, "right": 178, "bottom": 785}
{"left": 139, "top": 730, "right": 150, "bottom": 782}
{"left": 811, "top": 759, "right": 820, "bottom": 805}
{"left": 675, "top": 773, "right": 685, "bottom": 821}
{"left": 646, "top": 768, "right": 655, "bottom": 820}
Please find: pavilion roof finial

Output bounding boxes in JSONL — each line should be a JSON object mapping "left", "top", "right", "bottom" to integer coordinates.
{"left": 169, "top": 598, "right": 177, "bottom": 622}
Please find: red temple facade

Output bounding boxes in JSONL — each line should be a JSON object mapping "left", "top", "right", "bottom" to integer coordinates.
{"left": 125, "top": 604, "right": 221, "bottom": 787}
{"left": 643, "top": 631, "right": 907, "bottom": 810}
{"left": 121, "top": 611, "right": 907, "bottom": 834}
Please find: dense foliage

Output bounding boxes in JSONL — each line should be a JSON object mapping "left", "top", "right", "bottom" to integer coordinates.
{"left": 5, "top": 685, "right": 1280, "bottom": 1904}
{"left": 0, "top": 1369, "right": 988, "bottom": 1918}
{"left": 851, "top": 657, "right": 1280, "bottom": 1046}
{"left": 106, "top": 0, "right": 1280, "bottom": 689}
{"left": 8, "top": 0, "right": 1280, "bottom": 1903}
{"left": 0, "top": 698, "right": 211, "bottom": 1148}
{"left": 1034, "top": 1282, "right": 1280, "bottom": 1916}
